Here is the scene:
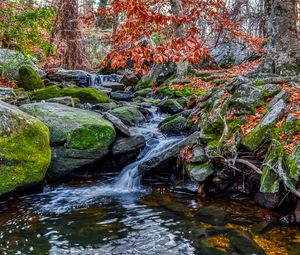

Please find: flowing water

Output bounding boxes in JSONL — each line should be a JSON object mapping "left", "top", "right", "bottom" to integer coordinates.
{"left": 0, "top": 110, "right": 299, "bottom": 255}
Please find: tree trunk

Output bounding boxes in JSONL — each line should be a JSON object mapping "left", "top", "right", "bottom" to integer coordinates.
{"left": 53, "top": 0, "right": 88, "bottom": 70}
{"left": 170, "top": 0, "right": 188, "bottom": 79}
{"left": 258, "top": 0, "right": 300, "bottom": 76}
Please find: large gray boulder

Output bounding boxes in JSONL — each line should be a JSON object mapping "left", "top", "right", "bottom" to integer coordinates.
{"left": 19, "top": 102, "right": 116, "bottom": 180}
{"left": 211, "top": 42, "right": 260, "bottom": 67}
{"left": 0, "top": 49, "right": 45, "bottom": 79}
{"left": 139, "top": 132, "right": 199, "bottom": 174}
{"left": 0, "top": 100, "right": 51, "bottom": 196}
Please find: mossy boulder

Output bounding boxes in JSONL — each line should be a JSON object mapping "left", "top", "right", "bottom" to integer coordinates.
{"left": 287, "top": 145, "right": 300, "bottom": 181}
{"left": 31, "top": 85, "right": 111, "bottom": 104}
{"left": 0, "top": 100, "right": 51, "bottom": 196}
{"left": 134, "top": 88, "right": 152, "bottom": 97}
{"left": 242, "top": 100, "right": 287, "bottom": 151}
{"left": 185, "top": 162, "right": 214, "bottom": 182}
{"left": 108, "top": 106, "right": 146, "bottom": 126}
{"left": 229, "top": 84, "right": 264, "bottom": 111}
{"left": 160, "top": 116, "right": 187, "bottom": 135}
{"left": 158, "top": 99, "right": 183, "bottom": 114}
{"left": 135, "top": 78, "right": 155, "bottom": 91}
{"left": 133, "top": 96, "right": 160, "bottom": 105}
{"left": 260, "top": 146, "right": 280, "bottom": 193}
{"left": 20, "top": 102, "right": 116, "bottom": 180}
{"left": 18, "top": 65, "right": 45, "bottom": 91}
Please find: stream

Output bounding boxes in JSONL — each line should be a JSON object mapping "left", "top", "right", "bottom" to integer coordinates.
{"left": 0, "top": 110, "right": 299, "bottom": 255}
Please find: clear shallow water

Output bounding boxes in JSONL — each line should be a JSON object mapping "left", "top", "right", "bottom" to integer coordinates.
{"left": 0, "top": 183, "right": 299, "bottom": 255}
{"left": 0, "top": 109, "right": 299, "bottom": 254}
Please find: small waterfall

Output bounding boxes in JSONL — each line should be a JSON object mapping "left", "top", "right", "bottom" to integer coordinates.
{"left": 113, "top": 108, "right": 181, "bottom": 192}
{"left": 26, "top": 108, "right": 182, "bottom": 213}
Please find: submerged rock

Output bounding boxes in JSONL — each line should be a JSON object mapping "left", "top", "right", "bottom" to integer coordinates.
{"left": 228, "top": 230, "right": 265, "bottom": 255}
{"left": 0, "top": 100, "right": 51, "bottom": 196}
{"left": 19, "top": 102, "right": 116, "bottom": 180}
{"left": 108, "top": 106, "right": 146, "bottom": 126}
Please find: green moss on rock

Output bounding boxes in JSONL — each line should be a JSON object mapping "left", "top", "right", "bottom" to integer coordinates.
{"left": 135, "top": 78, "right": 155, "bottom": 91}
{"left": 19, "top": 102, "right": 116, "bottom": 179}
{"left": 109, "top": 106, "right": 145, "bottom": 126}
{"left": 18, "top": 65, "right": 45, "bottom": 91}
{"left": 134, "top": 88, "right": 152, "bottom": 97}
{"left": 287, "top": 145, "right": 300, "bottom": 181}
{"left": 0, "top": 101, "right": 51, "bottom": 196}
{"left": 31, "top": 85, "right": 111, "bottom": 104}
{"left": 185, "top": 162, "right": 214, "bottom": 182}
{"left": 160, "top": 116, "right": 187, "bottom": 135}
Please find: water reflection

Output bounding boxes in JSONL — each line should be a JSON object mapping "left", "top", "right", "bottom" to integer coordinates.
{"left": 0, "top": 182, "right": 299, "bottom": 255}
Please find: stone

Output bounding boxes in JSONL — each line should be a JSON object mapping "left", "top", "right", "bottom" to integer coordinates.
{"left": 258, "top": 83, "right": 281, "bottom": 98}
{"left": 0, "top": 87, "right": 30, "bottom": 105}
{"left": 211, "top": 42, "right": 261, "bottom": 67}
{"left": 0, "top": 100, "right": 51, "bottom": 196}
{"left": 268, "top": 89, "right": 290, "bottom": 108}
{"left": 255, "top": 192, "right": 280, "bottom": 209}
{"left": 135, "top": 78, "right": 155, "bottom": 91}
{"left": 134, "top": 88, "right": 152, "bottom": 97}
{"left": 287, "top": 145, "right": 300, "bottom": 181}
{"left": 242, "top": 100, "right": 287, "bottom": 151}
{"left": 160, "top": 116, "right": 187, "bottom": 135}
{"left": 91, "top": 102, "right": 118, "bottom": 112}
{"left": 121, "top": 73, "right": 139, "bottom": 87}
{"left": 103, "top": 112, "right": 131, "bottom": 136}
{"left": 109, "top": 106, "right": 146, "bottom": 126}
{"left": 110, "top": 91, "right": 134, "bottom": 101}
{"left": 32, "top": 85, "right": 111, "bottom": 104}
{"left": 139, "top": 132, "right": 199, "bottom": 174}
{"left": 18, "top": 65, "right": 45, "bottom": 91}
{"left": 158, "top": 99, "right": 183, "bottom": 114}
{"left": 45, "top": 96, "right": 76, "bottom": 107}
{"left": 228, "top": 230, "right": 265, "bottom": 255}
{"left": 0, "top": 48, "right": 45, "bottom": 79}
{"left": 258, "top": 99, "right": 287, "bottom": 128}
{"left": 19, "top": 102, "right": 116, "bottom": 180}
{"left": 112, "top": 135, "right": 146, "bottom": 155}
{"left": 190, "top": 145, "right": 207, "bottom": 164}
{"left": 185, "top": 162, "right": 214, "bottom": 182}
{"left": 101, "top": 81, "right": 125, "bottom": 92}
{"left": 230, "top": 84, "right": 264, "bottom": 110}
{"left": 194, "top": 205, "right": 227, "bottom": 225}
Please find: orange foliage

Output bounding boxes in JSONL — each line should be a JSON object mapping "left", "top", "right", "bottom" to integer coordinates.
{"left": 0, "top": 77, "right": 16, "bottom": 88}
{"left": 99, "top": 0, "right": 265, "bottom": 73}
{"left": 241, "top": 105, "right": 266, "bottom": 135}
